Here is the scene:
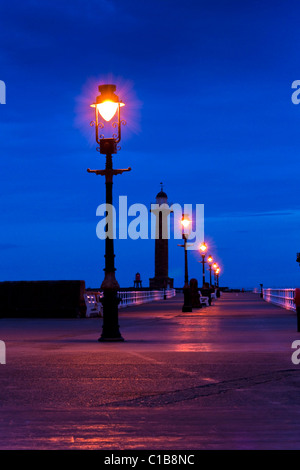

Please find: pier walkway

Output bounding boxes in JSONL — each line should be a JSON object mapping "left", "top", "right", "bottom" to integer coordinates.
{"left": 0, "top": 292, "right": 299, "bottom": 449}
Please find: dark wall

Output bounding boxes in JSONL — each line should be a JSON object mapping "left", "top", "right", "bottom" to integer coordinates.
{"left": 0, "top": 280, "right": 86, "bottom": 318}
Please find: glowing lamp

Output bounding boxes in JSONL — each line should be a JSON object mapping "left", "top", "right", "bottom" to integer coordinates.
{"left": 90, "top": 84, "right": 126, "bottom": 150}
{"left": 213, "top": 263, "right": 218, "bottom": 271}
{"left": 199, "top": 242, "right": 207, "bottom": 254}
{"left": 97, "top": 101, "right": 119, "bottom": 122}
{"left": 181, "top": 215, "right": 192, "bottom": 237}
{"left": 90, "top": 84, "right": 125, "bottom": 122}
{"left": 181, "top": 218, "right": 191, "bottom": 229}
{"left": 207, "top": 255, "right": 213, "bottom": 264}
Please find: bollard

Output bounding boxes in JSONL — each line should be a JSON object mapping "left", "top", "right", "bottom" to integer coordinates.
{"left": 294, "top": 288, "right": 300, "bottom": 332}
{"left": 190, "top": 279, "right": 201, "bottom": 308}
{"left": 260, "top": 283, "right": 263, "bottom": 298}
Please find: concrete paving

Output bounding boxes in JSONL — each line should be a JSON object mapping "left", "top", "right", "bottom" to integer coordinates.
{"left": 0, "top": 292, "right": 300, "bottom": 449}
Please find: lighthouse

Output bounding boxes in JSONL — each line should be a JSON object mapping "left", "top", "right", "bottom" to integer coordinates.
{"left": 149, "top": 184, "right": 174, "bottom": 290}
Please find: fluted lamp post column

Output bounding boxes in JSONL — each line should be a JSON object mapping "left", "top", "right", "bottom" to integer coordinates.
{"left": 88, "top": 84, "right": 131, "bottom": 342}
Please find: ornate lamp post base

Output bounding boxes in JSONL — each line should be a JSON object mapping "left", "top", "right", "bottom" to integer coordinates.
{"left": 99, "top": 337, "right": 124, "bottom": 342}
{"left": 98, "top": 289, "right": 124, "bottom": 342}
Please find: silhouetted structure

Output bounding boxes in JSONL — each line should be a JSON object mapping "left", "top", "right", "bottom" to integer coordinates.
{"left": 190, "top": 278, "right": 201, "bottom": 308}
{"left": 260, "top": 283, "right": 263, "bottom": 298}
{"left": 134, "top": 273, "right": 142, "bottom": 289}
{"left": 149, "top": 184, "right": 174, "bottom": 289}
{"left": 0, "top": 280, "right": 86, "bottom": 318}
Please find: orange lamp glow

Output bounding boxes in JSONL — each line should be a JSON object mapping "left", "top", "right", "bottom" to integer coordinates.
{"left": 90, "top": 84, "right": 125, "bottom": 122}
{"left": 207, "top": 255, "right": 213, "bottom": 264}
{"left": 181, "top": 218, "right": 191, "bottom": 229}
{"left": 213, "top": 263, "right": 218, "bottom": 271}
{"left": 199, "top": 242, "right": 207, "bottom": 254}
{"left": 90, "top": 101, "right": 125, "bottom": 122}
{"left": 181, "top": 215, "right": 192, "bottom": 237}
{"left": 97, "top": 101, "right": 119, "bottom": 122}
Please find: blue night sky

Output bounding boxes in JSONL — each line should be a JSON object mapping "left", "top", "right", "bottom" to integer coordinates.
{"left": 1, "top": 0, "right": 300, "bottom": 289}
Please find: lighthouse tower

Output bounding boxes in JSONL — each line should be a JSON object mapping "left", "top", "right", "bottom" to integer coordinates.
{"left": 149, "top": 184, "right": 174, "bottom": 290}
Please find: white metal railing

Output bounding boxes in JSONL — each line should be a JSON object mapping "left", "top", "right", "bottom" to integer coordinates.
{"left": 84, "top": 288, "right": 176, "bottom": 316}
{"left": 164, "top": 288, "right": 177, "bottom": 299}
{"left": 119, "top": 290, "right": 161, "bottom": 306}
{"left": 119, "top": 288, "right": 176, "bottom": 307}
{"left": 263, "top": 288, "right": 296, "bottom": 311}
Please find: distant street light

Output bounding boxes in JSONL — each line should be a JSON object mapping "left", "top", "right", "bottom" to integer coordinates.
{"left": 207, "top": 255, "right": 213, "bottom": 287}
{"left": 212, "top": 262, "right": 218, "bottom": 287}
{"left": 215, "top": 267, "right": 220, "bottom": 288}
{"left": 88, "top": 84, "right": 131, "bottom": 342}
{"left": 199, "top": 242, "right": 207, "bottom": 287}
{"left": 178, "top": 214, "right": 193, "bottom": 312}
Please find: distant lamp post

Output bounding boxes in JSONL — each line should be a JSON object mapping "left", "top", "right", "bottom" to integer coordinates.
{"left": 178, "top": 214, "right": 193, "bottom": 312}
{"left": 215, "top": 267, "right": 220, "bottom": 288}
{"left": 212, "top": 263, "right": 218, "bottom": 287}
{"left": 207, "top": 255, "right": 213, "bottom": 287}
{"left": 88, "top": 84, "right": 131, "bottom": 342}
{"left": 199, "top": 242, "right": 207, "bottom": 287}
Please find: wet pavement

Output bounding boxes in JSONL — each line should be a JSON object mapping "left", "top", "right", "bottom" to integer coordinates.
{"left": 0, "top": 292, "right": 300, "bottom": 449}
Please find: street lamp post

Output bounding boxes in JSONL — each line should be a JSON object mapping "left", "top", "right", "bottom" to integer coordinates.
{"left": 207, "top": 255, "right": 213, "bottom": 287}
{"left": 178, "top": 214, "right": 193, "bottom": 312}
{"left": 88, "top": 84, "right": 131, "bottom": 342}
{"left": 216, "top": 267, "right": 220, "bottom": 288}
{"left": 199, "top": 242, "right": 207, "bottom": 287}
{"left": 212, "top": 263, "right": 218, "bottom": 288}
